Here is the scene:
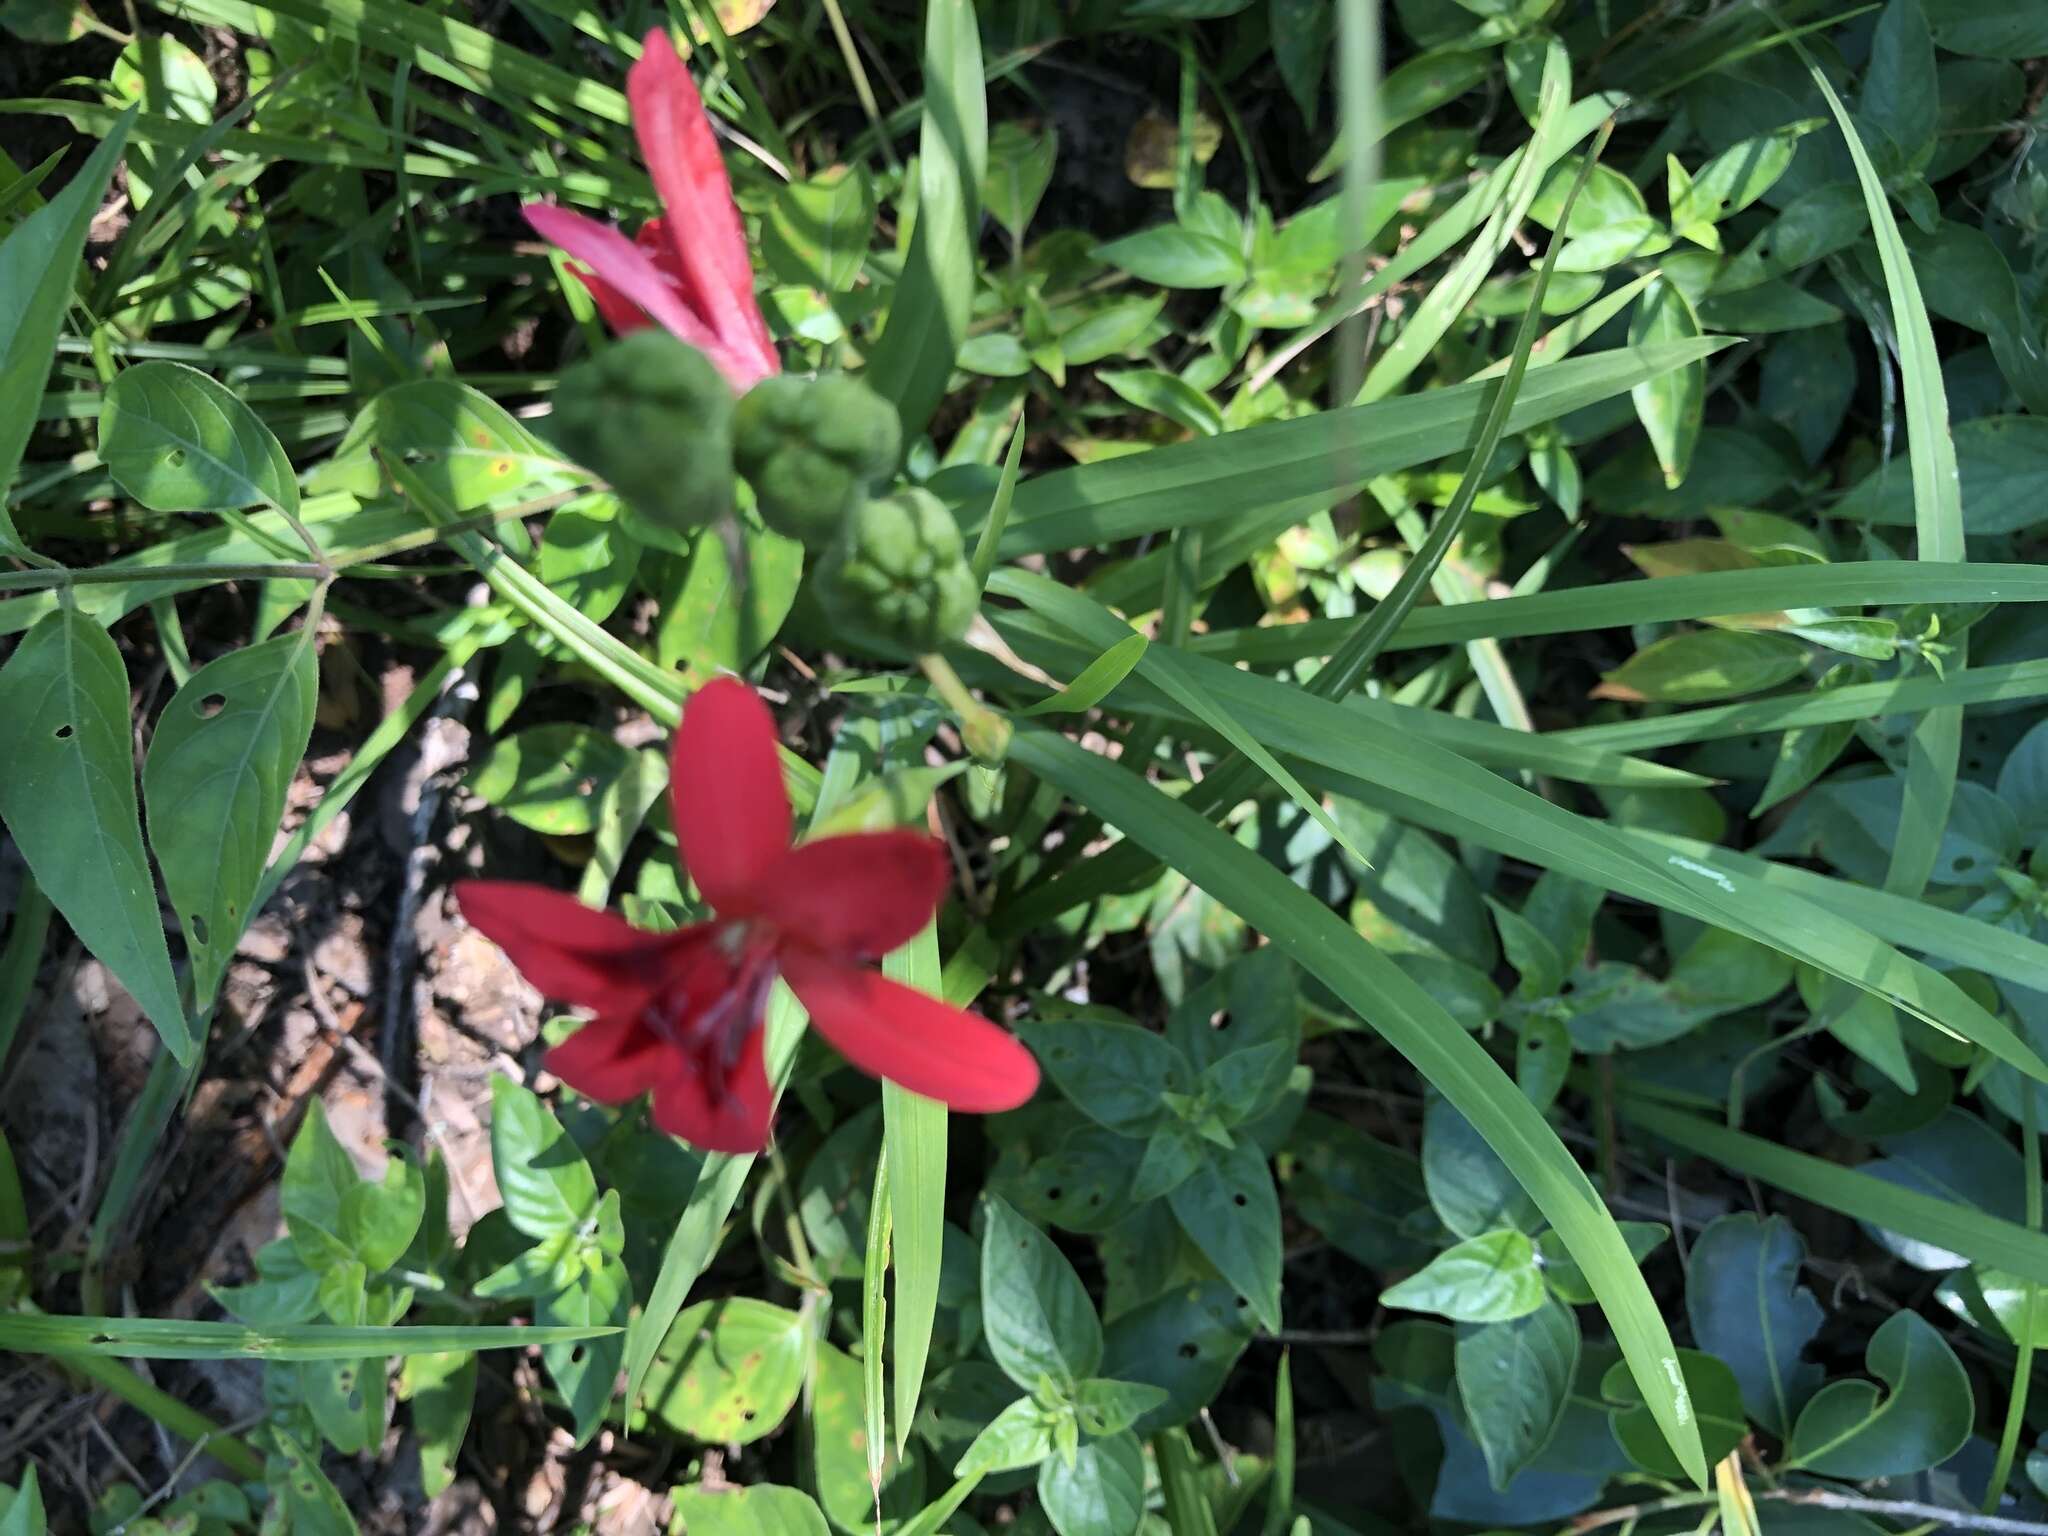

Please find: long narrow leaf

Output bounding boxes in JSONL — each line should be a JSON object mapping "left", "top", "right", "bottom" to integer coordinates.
{"left": 0, "top": 1315, "right": 615, "bottom": 1360}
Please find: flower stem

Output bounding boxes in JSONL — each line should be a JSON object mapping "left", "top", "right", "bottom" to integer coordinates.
{"left": 1986, "top": 1088, "right": 2042, "bottom": 1514}
{"left": 920, "top": 653, "right": 1010, "bottom": 765}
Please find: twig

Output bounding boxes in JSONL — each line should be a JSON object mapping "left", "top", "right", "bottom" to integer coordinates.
{"left": 1571, "top": 1487, "right": 2048, "bottom": 1536}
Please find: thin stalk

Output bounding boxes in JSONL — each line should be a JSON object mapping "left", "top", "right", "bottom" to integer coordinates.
{"left": 1985, "top": 1089, "right": 2043, "bottom": 1514}
{"left": 0, "top": 877, "right": 53, "bottom": 1077}
{"left": 0, "top": 561, "right": 327, "bottom": 593}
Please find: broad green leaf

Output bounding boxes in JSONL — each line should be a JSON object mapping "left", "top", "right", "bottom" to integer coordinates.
{"left": 1832, "top": 416, "right": 2048, "bottom": 536}
{"left": 1785, "top": 1312, "right": 1971, "bottom": 1477}
{"left": 468, "top": 723, "right": 637, "bottom": 837}
{"left": 1037, "top": 1430, "right": 1145, "bottom": 1536}
{"left": 1684, "top": 1214, "right": 1824, "bottom": 1436}
{"left": 357, "top": 378, "right": 576, "bottom": 510}
{"left": 0, "top": 106, "right": 133, "bottom": 553}
{"left": 1092, "top": 225, "right": 1245, "bottom": 289}
{"left": 1425, "top": 1095, "right": 1542, "bottom": 1239}
{"left": 281, "top": 1100, "right": 364, "bottom": 1274}
{"left": 0, "top": 609, "right": 189, "bottom": 1061}
{"left": 1166, "top": 1141, "right": 1283, "bottom": 1332}
{"left": 538, "top": 496, "right": 638, "bottom": 627}
{"left": 982, "top": 120, "right": 1057, "bottom": 239}
{"left": 1098, "top": 369, "right": 1224, "bottom": 438}
{"left": 398, "top": 1351, "right": 476, "bottom": 1500}
{"left": 670, "top": 1485, "right": 831, "bottom": 1536}
{"left": 98, "top": 362, "right": 299, "bottom": 518}
{"left": 1058, "top": 296, "right": 1168, "bottom": 366}
{"left": 1629, "top": 276, "right": 1705, "bottom": 488}
{"left": 540, "top": 1241, "right": 630, "bottom": 1447}
{"left": 762, "top": 166, "right": 875, "bottom": 291}
{"left": 1020, "top": 1012, "right": 1190, "bottom": 1137}
{"left": 1670, "top": 125, "right": 1811, "bottom": 227}
{"left": 1456, "top": 1300, "right": 1579, "bottom": 1490}
{"left": 1288, "top": 1112, "right": 1435, "bottom": 1271}
{"left": 956, "top": 1394, "right": 1058, "bottom": 1476}
{"left": 1382, "top": 1230, "right": 1547, "bottom": 1324}
{"left": 1857, "top": 0, "right": 1938, "bottom": 171}
{"left": 1072, "top": 1379, "right": 1169, "bottom": 1439}
{"left": 343, "top": 1154, "right": 424, "bottom": 1274}
{"left": 1098, "top": 1280, "right": 1252, "bottom": 1434}
{"left": 813, "top": 1339, "right": 928, "bottom": 1529}
{"left": 980, "top": 1195, "right": 1102, "bottom": 1392}
{"left": 1603, "top": 1350, "right": 1747, "bottom": 1479}
{"left": 0, "top": 1313, "right": 613, "bottom": 1358}
{"left": 1009, "top": 728, "right": 1708, "bottom": 1483}
{"left": 302, "top": 1350, "right": 384, "bottom": 1455}
{"left": 0, "top": 1467, "right": 41, "bottom": 1536}
{"left": 1922, "top": 0, "right": 2048, "bottom": 56}
{"left": 643, "top": 1297, "right": 809, "bottom": 1444}
{"left": 1598, "top": 630, "right": 1809, "bottom": 703}
{"left": 489, "top": 1076, "right": 601, "bottom": 1240}
{"left": 143, "top": 629, "right": 318, "bottom": 1010}
{"left": 650, "top": 521, "right": 804, "bottom": 686}
{"left": 1859, "top": 1109, "right": 2024, "bottom": 1270}
{"left": 865, "top": 0, "right": 985, "bottom": 444}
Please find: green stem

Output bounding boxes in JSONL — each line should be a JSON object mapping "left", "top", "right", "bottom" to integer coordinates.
{"left": 1986, "top": 1089, "right": 2043, "bottom": 1514}
{"left": 49, "top": 1344, "right": 266, "bottom": 1481}
{"left": 921, "top": 654, "right": 1011, "bottom": 764}
{"left": 0, "top": 560, "right": 328, "bottom": 593}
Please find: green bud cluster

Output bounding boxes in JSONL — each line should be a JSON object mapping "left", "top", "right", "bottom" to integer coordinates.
{"left": 550, "top": 332, "right": 735, "bottom": 532}
{"left": 731, "top": 374, "right": 900, "bottom": 550}
{"left": 816, "top": 488, "right": 979, "bottom": 658}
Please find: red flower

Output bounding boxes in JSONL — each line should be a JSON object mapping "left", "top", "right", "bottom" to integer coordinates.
{"left": 522, "top": 28, "right": 779, "bottom": 391}
{"left": 457, "top": 680, "right": 1039, "bottom": 1153}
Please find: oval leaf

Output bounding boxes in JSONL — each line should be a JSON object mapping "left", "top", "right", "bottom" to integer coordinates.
{"left": 99, "top": 361, "right": 299, "bottom": 516}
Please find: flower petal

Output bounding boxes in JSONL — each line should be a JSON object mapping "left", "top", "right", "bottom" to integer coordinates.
{"left": 455, "top": 881, "right": 687, "bottom": 1013}
{"left": 649, "top": 1026, "right": 775, "bottom": 1152}
{"left": 521, "top": 202, "right": 725, "bottom": 358}
{"left": 782, "top": 952, "right": 1040, "bottom": 1112}
{"left": 758, "top": 831, "right": 949, "bottom": 960}
{"left": 671, "top": 678, "right": 792, "bottom": 914}
{"left": 545, "top": 1017, "right": 670, "bottom": 1104}
{"left": 627, "top": 29, "right": 778, "bottom": 385}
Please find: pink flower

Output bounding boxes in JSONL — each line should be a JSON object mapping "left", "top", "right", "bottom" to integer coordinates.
{"left": 522, "top": 28, "right": 779, "bottom": 390}
{"left": 457, "top": 680, "right": 1039, "bottom": 1153}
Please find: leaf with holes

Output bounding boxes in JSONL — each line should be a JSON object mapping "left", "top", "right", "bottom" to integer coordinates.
{"left": 468, "top": 724, "right": 637, "bottom": 838}
{"left": 812, "top": 1341, "right": 926, "bottom": 1529}
{"left": 98, "top": 361, "right": 299, "bottom": 517}
{"left": 302, "top": 1350, "right": 386, "bottom": 1455}
{"left": 642, "top": 1297, "right": 809, "bottom": 1445}
{"left": 356, "top": 378, "right": 579, "bottom": 510}
{"left": 1098, "top": 1280, "right": 1253, "bottom": 1434}
{"left": 142, "top": 629, "right": 318, "bottom": 1011}
{"left": 399, "top": 1350, "right": 476, "bottom": 1500}
{"left": 980, "top": 1195, "right": 1102, "bottom": 1393}
{"left": 0, "top": 609, "right": 189, "bottom": 1061}
{"left": 649, "top": 522, "right": 804, "bottom": 687}
{"left": 1019, "top": 1010, "right": 1191, "bottom": 1138}
{"left": 1166, "top": 1140, "right": 1283, "bottom": 1332}
{"left": 539, "top": 1235, "right": 631, "bottom": 1448}
{"left": 0, "top": 107, "right": 133, "bottom": 553}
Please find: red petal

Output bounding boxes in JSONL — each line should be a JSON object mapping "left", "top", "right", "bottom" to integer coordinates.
{"left": 626, "top": 30, "right": 778, "bottom": 385}
{"left": 545, "top": 1017, "right": 669, "bottom": 1103}
{"left": 564, "top": 263, "right": 654, "bottom": 337}
{"left": 671, "top": 679, "right": 792, "bottom": 915}
{"left": 758, "top": 832, "right": 949, "bottom": 960}
{"left": 782, "top": 952, "right": 1040, "bottom": 1112}
{"left": 649, "top": 1026, "right": 775, "bottom": 1152}
{"left": 521, "top": 202, "right": 725, "bottom": 357}
{"left": 455, "top": 881, "right": 690, "bottom": 1013}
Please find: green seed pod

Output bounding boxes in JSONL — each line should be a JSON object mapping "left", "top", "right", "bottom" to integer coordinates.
{"left": 731, "top": 374, "right": 901, "bottom": 549}
{"left": 551, "top": 332, "right": 735, "bottom": 532}
{"left": 817, "top": 488, "right": 978, "bottom": 658}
